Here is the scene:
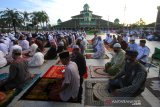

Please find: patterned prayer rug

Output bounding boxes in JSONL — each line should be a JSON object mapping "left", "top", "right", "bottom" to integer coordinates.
{"left": 0, "top": 74, "right": 40, "bottom": 107}
{"left": 89, "top": 66, "right": 112, "bottom": 78}
{"left": 42, "top": 66, "right": 65, "bottom": 78}
{"left": 84, "top": 80, "right": 151, "bottom": 107}
{"left": 20, "top": 78, "right": 63, "bottom": 101}
{"left": 146, "top": 77, "right": 160, "bottom": 100}
{"left": 85, "top": 54, "right": 109, "bottom": 59}
{"left": 85, "top": 49, "right": 94, "bottom": 53}
{"left": 67, "top": 47, "right": 73, "bottom": 52}
{"left": 20, "top": 77, "right": 81, "bottom": 103}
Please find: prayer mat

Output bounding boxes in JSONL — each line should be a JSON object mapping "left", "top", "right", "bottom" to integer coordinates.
{"left": 67, "top": 47, "right": 73, "bottom": 52}
{"left": 146, "top": 77, "right": 160, "bottom": 100}
{"left": 55, "top": 60, "right": 63, "bottom": 65}
{"left": 85, "top": 54, "right": 109, "bottom": 59}
{"left": 0, "top": 74, "right": 40, "bottom": 107}
{"left": 87, "top": 40, "right": 92, "bottom": 45}
{"left": 0, "top": 89, "right": 17, "bottom": 107}
{"left": 85, "top": 49, "right": 94, "bottom": 53}
{"left": 84, "top": 80, "right": 151, "bottom": 107}
{"left": 89, "top": 66, "right": 112, "bottom": 78}
{"left": 42, "top": 65, "right": 65, "bottom": 78}
{"left": 20, "top": 78, "right": 81, "bottom": 103}
{"left": 20, "top": 78, "right": 62, "bottom": 101}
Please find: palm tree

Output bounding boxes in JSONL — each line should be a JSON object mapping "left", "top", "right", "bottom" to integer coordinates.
{"left": 30, "top": 11, "right": 49, "bottom": 30}
{"left": 41, "top": 11, "right": 49, "bottom": 28}
{"left": 22, "top": 11, "right": 30, "bottom": 29}
{"left": 0, "top": 17, "right": 7, "bottom": 32}
{"left": 0, "top": 8, "right": 23, "bottom": 34}
{"left": 30, "top": 11, "right": 41, "bottom": 31}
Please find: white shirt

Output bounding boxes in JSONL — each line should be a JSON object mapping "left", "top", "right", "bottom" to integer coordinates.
{"left": 0, "top": 51, "right": 7, "bottom": 68}
{"left": 19, "top": 40, "right": 29, "bottom": 50}
{"left": 105, "top": 35, "right": 109, "bottom": 42}
{"left": 123, "top": 36, "right": 128, "bottom": 43}
{"left": 4, "top": 39, "right": 10, "bottom": 49}
{"left": 48, "top": 35, "right": 53, "bottom": 42}
{"left": 107, "top": 37, "right": 113, "bottom": 44}
{"left": 82, "top": 38, "right": 88, "bottom": 49}
{"left": 137, "top": 46, "right": 150, "bottom": 63}
{"left": 128, "top": 43, "right": 138, "bottom": 51}
{"left": 0, "top": 43, "right": 8, "bottom": 56}
{"left": 28, "top": 52, "right": 44, "bottom": 67}
{"left": 60, "top": 61, "right": 80, "bottom": 101}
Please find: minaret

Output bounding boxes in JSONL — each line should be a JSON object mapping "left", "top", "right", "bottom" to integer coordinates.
{"left": 155, "top": 6, "right": 160, "bottom": 32}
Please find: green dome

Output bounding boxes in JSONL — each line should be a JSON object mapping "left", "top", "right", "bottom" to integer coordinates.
{"left": 84, "top": 3, "right": 89, "bottom": 8}
{"left": 83, "top": 3, "right": 89, "bottom": 10}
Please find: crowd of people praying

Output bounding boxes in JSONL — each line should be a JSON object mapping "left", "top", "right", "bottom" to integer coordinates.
{"left": 0, "top": 30, "right": 149, "bottom": 102}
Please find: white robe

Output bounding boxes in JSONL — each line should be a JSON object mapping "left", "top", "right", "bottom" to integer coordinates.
{"left": 0, "top": 51, "right": 7, "bottom": 68}
{"left": 29, "top": 43, "right": 38, "bottom": 56}
{"left": 28, "top": 52, "right": 44, "bottom": 67}
{"left": 92, "top": 41, "right": 105, "bottom": 58}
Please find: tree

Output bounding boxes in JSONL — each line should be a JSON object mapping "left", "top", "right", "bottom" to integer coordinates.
{"left": 0, "top": 8, "right": 23, "bottom": 34}
{"left": 41, "top": 11, "right": 49, "bottom": 28}
{"left": 114, "top": 18, "right": 120, "bottom": 25}
{"left": 30, "top": 11, "right": 49, "bottom": 30}
{"left": 23, "top": 11, "right": 31, "bottom": 26}
{"left": 136, "top": 18, "right": 146, "bottom": 27}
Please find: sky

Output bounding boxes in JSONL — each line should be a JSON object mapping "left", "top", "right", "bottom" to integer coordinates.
{"left": 0, "top": 0, "right": 160, "bottom": 25}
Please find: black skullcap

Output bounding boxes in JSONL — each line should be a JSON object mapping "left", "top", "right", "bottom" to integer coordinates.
{"left": 126, "top": 50, "right": 138, "bottom": 57}
{"left": 59, "top": 51, "right": 69, "bottom": 59}
{"left": 140, "top": 39, "right": 146, "bottom": 43}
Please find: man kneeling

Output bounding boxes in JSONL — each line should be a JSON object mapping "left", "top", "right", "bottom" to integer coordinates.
{"left": 49, "top": 51, "right": 80, "bottom": 101}
{"left": 108, "top": 50, "right": 147, "bottom": 97}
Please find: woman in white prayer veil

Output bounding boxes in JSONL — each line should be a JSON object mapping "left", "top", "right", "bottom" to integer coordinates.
{"left": 92, "top": 36, "right": 105, "bottom": 59}
{"left": 28, "top": 48, "right": 44, "bottom": 67}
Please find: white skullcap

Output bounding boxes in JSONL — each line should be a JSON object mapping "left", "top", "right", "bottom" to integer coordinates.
{"left": 72, "top": 45, "right": 79, "bottom": 49}
{"left": 113, "top": 43, "right": 121, "bottom": 48}
{"left": 59, "top": 41, "right": 64, "bottom": 46}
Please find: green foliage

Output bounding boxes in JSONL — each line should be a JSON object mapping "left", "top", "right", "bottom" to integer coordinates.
{"left": 0, "top": 8, "right": 50, "bottom": 32}
{"left": 0, "top": 8, "right": 23, "bottom": 33}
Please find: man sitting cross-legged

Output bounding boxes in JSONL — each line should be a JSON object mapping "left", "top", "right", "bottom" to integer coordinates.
{"left": 0, "top": 49, "right": 33, "bottom": 91}
{"left": 108, "top": 50, "right": 147, "bottom": 97}
{"left": 104, "top": 43, "right": 125, "bottom": 76}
